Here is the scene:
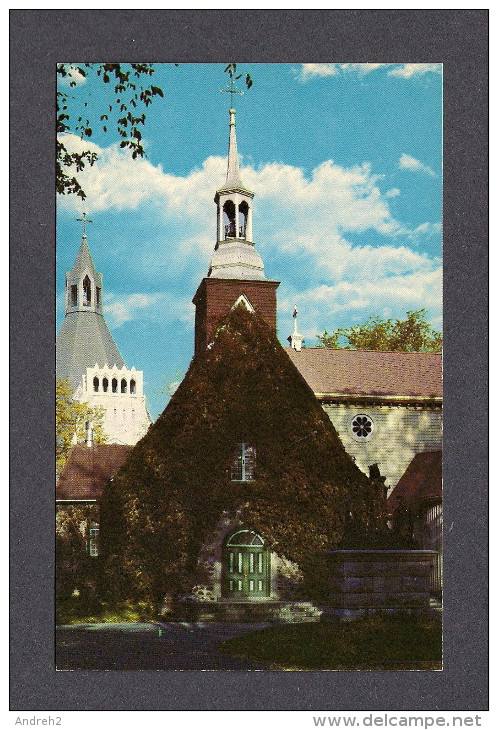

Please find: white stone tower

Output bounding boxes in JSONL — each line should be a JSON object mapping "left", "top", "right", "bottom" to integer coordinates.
{"left": 56, "top": 216, "right": 151, "bottom": 445}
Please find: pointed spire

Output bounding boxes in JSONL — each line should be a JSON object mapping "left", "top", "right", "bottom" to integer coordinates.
{"left": 70, "top": 233, "right": 98, "bottom": 280}
{"left": 225, "top": 108, "right": 245, "bottom": 189}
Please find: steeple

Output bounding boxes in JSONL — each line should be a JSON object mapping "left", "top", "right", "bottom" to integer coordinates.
{"left": 209, "top": 107, "right": 264, "bottom": 280}
{"left": 222, "top": 108, "right": 247, "bottom": 192}
{"left": 193, "top": 104, "right": 279, "bottom": 354}
{"left": 56, "top": 219, "right": 151, "bottom": 445}
{"left": 57, "top": 222, "right": 124, "bottom": 389}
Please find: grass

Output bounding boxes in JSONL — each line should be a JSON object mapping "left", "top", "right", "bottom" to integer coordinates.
{"left": 219, "top": 613, "right": 442, "bottom": 670}
{"left": 56, "top": 598, "right": 155, "bottom": 625}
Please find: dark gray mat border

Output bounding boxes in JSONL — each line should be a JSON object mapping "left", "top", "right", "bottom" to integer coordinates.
{"left": 10, "top": 9, "right": 488, "bottom": 712}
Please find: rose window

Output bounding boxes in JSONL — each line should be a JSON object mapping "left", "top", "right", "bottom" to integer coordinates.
{"left": 351, "top": 414, "right": 373, "bottom": 440}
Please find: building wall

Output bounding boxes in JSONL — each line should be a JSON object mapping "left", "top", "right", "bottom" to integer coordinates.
{"left": 321, "top": 402, "right": 442, "bottom": 493}
{"left": 74, "top": 365, "right": 151, "bottom": 445}
{"left": 193, "top": 277, "right": 279, "bottom": 353}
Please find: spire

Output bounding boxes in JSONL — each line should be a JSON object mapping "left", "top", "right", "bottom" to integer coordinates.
{"left": 70, "top": 233, "right": 98, "bottom": 281}
{"left": 288, "top": 305, "right": 303, "bottom": 352}
{"left": 57, "top": 224, "right": 125, "bottom": 388}
{"left": 225, "top": 108, "right": 245, "bottom": 190}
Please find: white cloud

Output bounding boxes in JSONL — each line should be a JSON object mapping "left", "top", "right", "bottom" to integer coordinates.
{"left": 278, "top": 267, "right": 442, "bottom": 341}
{"left": 59, "top": 139, "right": 441, "bottom": 334}
{"left": 58, "top": 64, "right": 87, "bottom": 86}
{"left": 295, "top": 63, "right": 386, "bottom": 81}
{"left": 388, "top": 63, "right": 442, "bottom": 78}
{"left": 399, "top": 153, "right": 436, "bottom": 177}
{"left": 105, "top": 291, "right": 194, "bottom": 329}
{"left": 296, "top": 63, "right": 441, "bottom": 82}
{"left": 105, "top": 293, "right": 162, "bottom": 327}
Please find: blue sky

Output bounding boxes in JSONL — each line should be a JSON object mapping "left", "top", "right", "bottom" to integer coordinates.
{"left": 57, "top": 62, "right": 442, "bottom": 420}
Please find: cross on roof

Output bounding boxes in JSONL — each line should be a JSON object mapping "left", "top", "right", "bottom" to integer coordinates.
{"left": 76, "top": 212, "right": 93, "bottom": 237}
{"left": 219, "top": 76, "right": 244, "bottom": 108}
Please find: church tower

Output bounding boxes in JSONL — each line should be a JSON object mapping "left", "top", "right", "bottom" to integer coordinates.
{"left": 56, "top": 215, "right": 151, "bottom": 445}
{"left": 193, "top": 107, "right": 279, "bottom": 353}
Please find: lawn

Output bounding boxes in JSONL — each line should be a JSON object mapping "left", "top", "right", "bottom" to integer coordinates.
{"left": 219, "top": 613, "right": 442, "bottom": 670}
{"left": 56, "top": 598, "right": 155, "bottom": 625}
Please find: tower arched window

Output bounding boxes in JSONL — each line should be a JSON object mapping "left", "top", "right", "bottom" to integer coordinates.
{"left": 82, "top": 276, "right": 92, "bottom": 306}
{"left": 121, "top": 378, "right": 127, "bottom": 394}
{"left": 93, "top": 377, "right": 99, "bottom": 392}
{"left": 223, "top": 200, "right": 236, "bottom": 239}
{"left": 70, "top": 284, "right": 78, "bottom": 307}
{"left": 238, "top": 201, "right": 249, "bottom": 239}
{"left": 130, "top": 379, "right": 136, "bottom": 394}
{"left": 102, "top": 377, "right": 109, "bottom": 393}
{"left": 112, "top": 378, "right": 118, "bottom": 393}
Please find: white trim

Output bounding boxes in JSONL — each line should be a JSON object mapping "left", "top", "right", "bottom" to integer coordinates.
{"left": 231, "top": 294, "right": 255, "bottom": 312}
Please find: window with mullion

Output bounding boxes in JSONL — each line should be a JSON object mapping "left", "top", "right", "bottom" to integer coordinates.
{"left": 230, "top": 442, "right": 256, "bottom": 481}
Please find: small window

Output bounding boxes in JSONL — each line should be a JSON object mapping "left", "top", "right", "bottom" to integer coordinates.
{"left": 121, "top": 378, "right": 127, "bottom": 394}
{"left": 130, "top": 379, "right": 136, "bottom": 394}
{"left": 112, "top": 378, "right": 118, "bottom": 393}
{"left": 96, "top": 287, "right": 101, "bottom": 306}
{"left": 93, "top": 377, "right": 99, "bottom": 393}
{"left": 70, "top": 284, "right": 78, "bottom": 307}
{"left": 351, "top": 414, "right": 374, "bottom": 441}
{"left": 102, "top": 377, "right": 108, "bottom": 393}
{"left": 88, "top": 523, "right": 99, "bottom": 557}
{"left": 83, "top": 275, "right": 91, "bottom": 306}
{"left": 230, "top": 443, "right": 256, "bottom": 481}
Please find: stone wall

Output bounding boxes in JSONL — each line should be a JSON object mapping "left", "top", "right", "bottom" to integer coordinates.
{"left": 322, "top": 550, "right": 437, "bottom": 618}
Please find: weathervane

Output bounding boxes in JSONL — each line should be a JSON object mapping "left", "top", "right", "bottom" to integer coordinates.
{"left": 76, "top": 212, "right": 92, "bottom": 237}
{"left": 219, "top": 75, "right": 244, "bottom": 108}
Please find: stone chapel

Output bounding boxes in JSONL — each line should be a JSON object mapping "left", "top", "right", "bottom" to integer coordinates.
{"left": 56, "top": 102, "right": 442, "bottom": 610}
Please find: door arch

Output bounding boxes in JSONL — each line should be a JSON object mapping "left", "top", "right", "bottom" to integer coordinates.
{"left": 222, "top": 528, "right": 270, "bottom": 598}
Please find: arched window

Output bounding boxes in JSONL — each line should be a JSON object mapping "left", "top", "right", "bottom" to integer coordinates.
{"left": 130, "top": 379, "right": 136, "bottom": 394}
{"left": 82, "top": 275, "right": 91, "bottom": 306}
{"left": 222, "top": 528, "right": 269, "bottom": 598}
{"left": 96, "top": 287, "right": 101, "bottom": 307}
{"left": 121, "top": 378, "right": 127, "bottom": 394}
{"left": 223, "top": 200, "right": 236, "bottom": 239}
{"left": 239, "top": 201, "right": 249, "bottom": 238}
{"left": 102, "top": 377, "right": 109, "bottom": 393}
{"left": 93, "top": 377, "right": 99, "bottom": 392}
{"left": 112, "top": 378, "right": 118, "bottom": 393}
{"left": 230, "top": 443, "right": 256, "bottom": 481}
{"left": 70, "top": 284, "right": 78, "bottom": 307}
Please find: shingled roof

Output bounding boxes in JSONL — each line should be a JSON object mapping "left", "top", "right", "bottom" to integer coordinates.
{"left": 56, "top": 444, "right": 133, "bottom": 500}
{"left": 287, "top": 347, "right": 442, "bottom": 400}
{"left": 387, "top": 450, "right": 442, "bottom": 511}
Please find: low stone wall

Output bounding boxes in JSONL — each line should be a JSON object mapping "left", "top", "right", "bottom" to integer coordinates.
{"left": 321, "top": 550, "right": 438, "bottom": 619}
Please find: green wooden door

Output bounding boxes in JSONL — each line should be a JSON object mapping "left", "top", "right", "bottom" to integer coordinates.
{"left": 223, "top": 529, "right": 269, "bottom": 598}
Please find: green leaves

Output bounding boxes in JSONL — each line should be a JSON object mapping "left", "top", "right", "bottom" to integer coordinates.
{"left": 57, "top": 63, "right": 168, "bottom": 199}
{"left": 56, "top": 378, "right": 107, "bottom": 475}
{"left": 317, "top": 309, "right": 442, "bottom": 352}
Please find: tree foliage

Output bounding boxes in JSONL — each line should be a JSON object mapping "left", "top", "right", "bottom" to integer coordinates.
{"left": 316, "top": 309, "right": 442, "bottom": 352}
{"left": 56, "top": 378, "right": 107, "bottom": 475}
{"left": 57, "top": 62, "right": 253, "bottom": 201}
{"left": 57, "top": 63, "right": 167, "bottom": 200}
